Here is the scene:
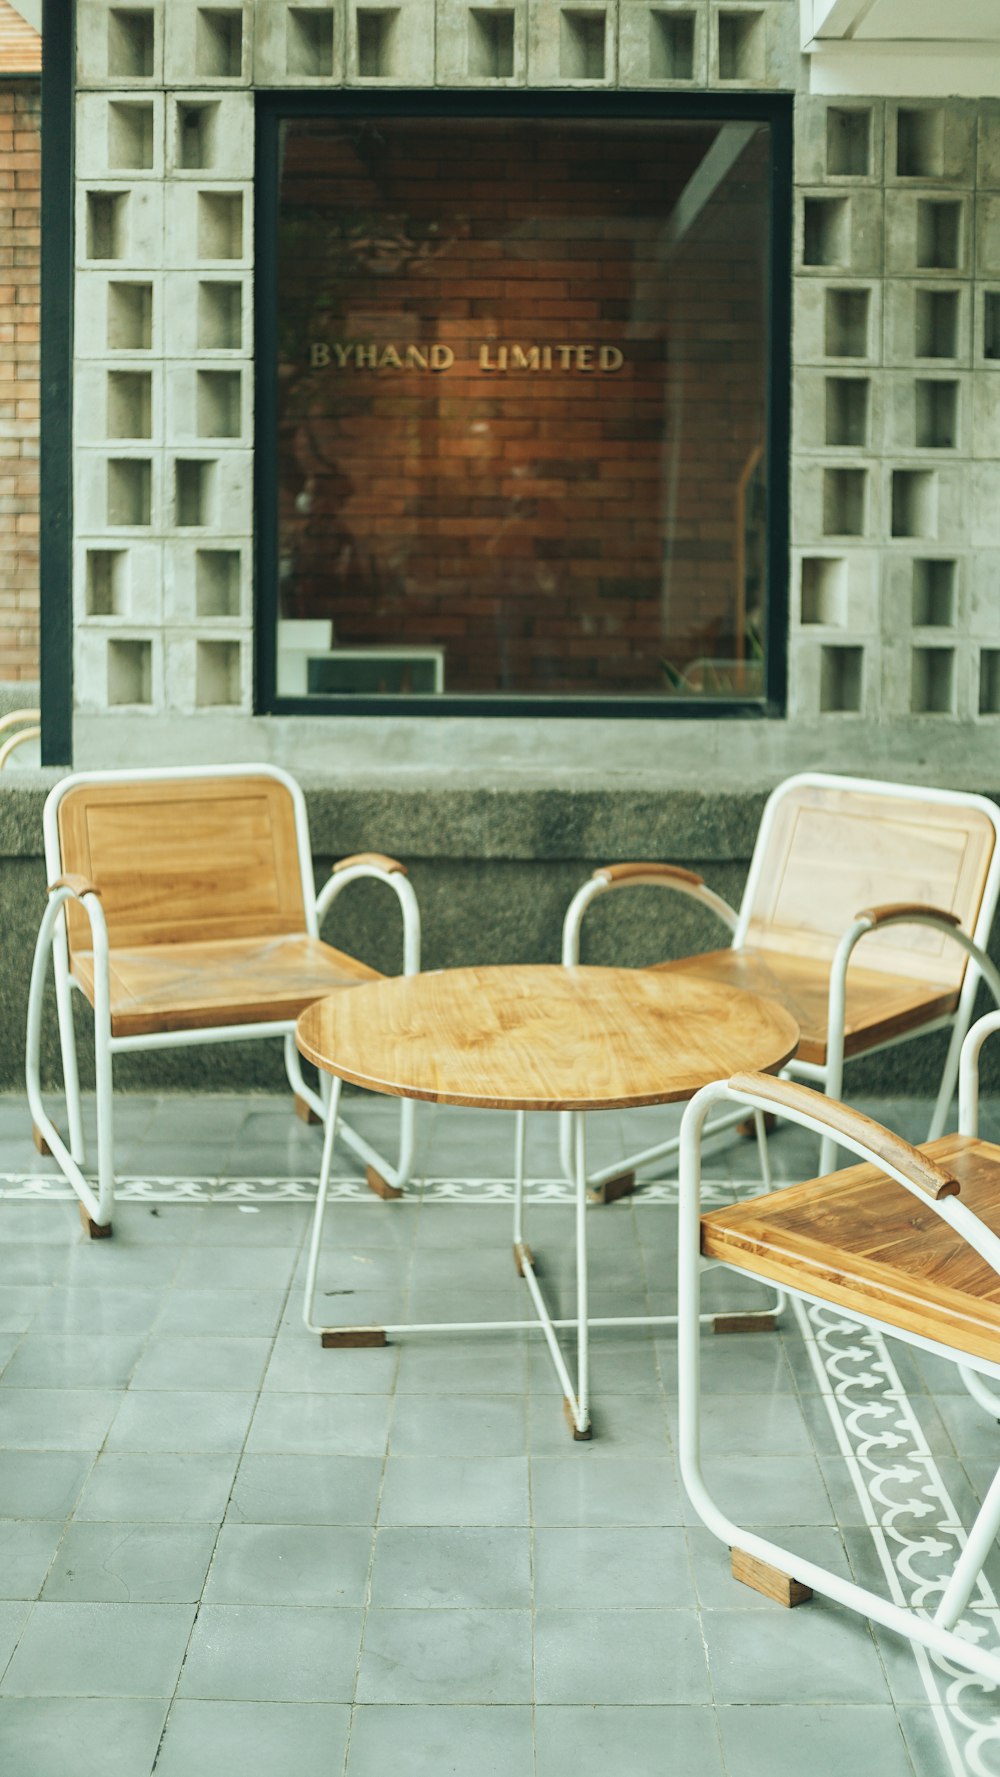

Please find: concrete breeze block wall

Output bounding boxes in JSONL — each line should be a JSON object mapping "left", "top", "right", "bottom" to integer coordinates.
{"left": 58, "top": 3, "right": 1000, "bottom": 746}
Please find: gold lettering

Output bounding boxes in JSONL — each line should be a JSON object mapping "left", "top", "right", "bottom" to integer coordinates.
{"left": 575, "top": 346, "right": 594, "bottom": 371}
{"left": 380, "top": 345, "right": 403, "bottom": 369}
{"left": 332, "top": 343, "right": 351, "bottom": 368}
{"left": 599, "top": 346, "right": 624, "bottom": 372}
{"left": 405, "top": 344, "right": 429, "bottom": 370}
{"left": 430, "top": 344, "right": 455, "bottom": 370}
{"left": 354, "top": 344, "right": 379, "bottom": 368}
{"left": 556, "top": 345, "right": 573, "bottom": 369}
{"left": 541, "top": 346, "right": 552, "bottom": 370}
{"left": 309, "top": 342, "right": 330, "bottom": 368}
{"left": 479, "top": 344, "right": 498, "bottom": 371}
{"left": 510, "top": 345, "right": 540, "bottom": 370}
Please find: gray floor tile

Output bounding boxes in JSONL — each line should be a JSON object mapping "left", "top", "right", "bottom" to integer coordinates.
{"left": 378, "top": 1456, "right": 531, "bottom": 1526}
{"left": 31, "top": 1286, "right": 163, "bottom": 1335}
{"left": 394, "top": 1337, "right": 530, "bottom": 1396}
{"left": 687, "top": 1524, "right": 854, "bottom": 1608}
{"left": 154, "top": 1699, "right": 351, "bottom": 1777}
{"left": 74, "top": 1451, "right": 239, "bottom": 1523}
{"left": 666, "top": 1391, "right": 816, "bottom": 1459}
{"left": 533, "top": 1607, "right": 711, "bottom": 1705}
{"left": 0, "top": 1603, "right": 30, "bottom": 1681}
{"left": 204, "top": 1524, "right": 374, "bottom": 1607}
{"left": 245, "top": 1393, "right": 391, "bottom": 1457}
{"left": 173, "top": 1246, "right": 300, "bottom": 1292}
{"left": 718, "top": 1704, "right": 916, "bottom": 1777}
{"left": 703, "top": 1603, "right": 891, "bottom": 1704}
{"left": 530, "top": 1455, "right": 683, "bottom": 1528}
{"left": 129, "top": 1336, "right": 272, "bottom": 1393}
{"left": 899, "top": 1705, "right": 997, "bottom": 1777}
{"left": 261, "top": 1332, "right": 399, "bottom": 1395}
{"left": 228, "top": 1454, "right": 384, "bottom": 1527}
{"left": 41, "top": 1522, "right": 217, "bottom": 1604}
{"left": 528, "top": 1392, "right": 670, "bottom": 1456}
{"left": 357, "top": 1607, "right": 533, "bottom": 1703}
{"left": 0, "top": 1388, "right": 123, "bottom": 1452}
{"left": 0, "top": 1697, "right": 168, "bottom": 1777}
{"left": 389, "top": 1393, "right": 527, "bottom": 1458}
{"left": 1, "top": 1333, "right": 147, "bottom": 1391}
{"left": 370, "top": 1526, "right": 531, "bottom": 1609}
{"left": 1, "top": 1601, "right": 196, "bottom": 1697}
{"left": 678, "top": 1455, "right": 835, "bottom": 1527}
{"left": 0, "top": 1451, "right": 95, "bottom": 1520}
{"left": 534, "top": 1705, "right": 726, "bottom": 1777}
{"left": 347, "top": 1704, "right": 534, "bottom": 1777}
{"left": 0, "top": 1285, "right": 52, "bottom": 1334}
{"left": 0, "top": 1203, "right": 83, "bottom": 1245}
{"left": 177, "top": 1604, "right": 364, "bottom": 1703}
{"left": 106, "top": 1391, "right": 257, "bottom": 1455}
{"left": 154, "top": 1289, "right": 288, "bottom": 1338}
{"left": 533, "top": 1526, "right": 694, "bottom": 1609}
{"left": 0, "top": 1520, "right": 65, "bottom": 1598}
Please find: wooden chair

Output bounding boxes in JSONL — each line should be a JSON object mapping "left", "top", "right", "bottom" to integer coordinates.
{"left": 25, "top": 764, "right": 420, "bottom": 1235}
{"left": 676, "top": 1010, "right": 1000, "bottom": 1687}
{"left": 562, "top": 773, "right": 1000, "bottom": 1197}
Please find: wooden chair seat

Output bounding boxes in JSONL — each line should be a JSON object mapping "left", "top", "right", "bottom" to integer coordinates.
{"left": 700, "top": 1130, "right": 1000, "bottom": 1365}
{"left": 655, "top": 947, "right": 959, "bottom": 1068}
{"left": 70, "top": 934, "right": 381, "bottom": 1039}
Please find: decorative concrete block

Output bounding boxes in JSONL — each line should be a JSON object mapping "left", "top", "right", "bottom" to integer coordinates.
{"left": 969, "top": 553, "right": 1000, "bottom": 636}
{"left": 165, "top": 362, "right": 252, "bottom": 446}
{"left": 74, "top": 361, "right": 163, "bottom": 447}
{"left": 75, "top": 539, "right": 164, "bottom": 624}
{"left": 77, "top": 2, "right": 163, "bottom": 87}
{"left": 791, "top": 459, "right": 878, "bottom": 546}
{"left": 975, "top": 196, "right": 1000, "bottom": 280}
{"left": 974, "top": 286, "right": 1000, "bottom": 371}
{"left": 794, "top": 97, "right": 884, "bottom": 188}
{"left": 77, "top": 92, "right": 165, "bottom": 181}
{"left": 345, "top": 0, "right": 437, "bottom": 82}
{"left": 792, "top": 546, "right": 879, "bottom": 634}
{"left": 884, "top": 461, "right": 966, "bottom": 546}
{"left": 787, "top": 634, "right": 871, "bottom": 718}
{"left": 881, "top": 551, "right": 963, "bottom": 640}
{"left": 977, "top": 105, "right": 1000, "bottom": 192}
{"left": 254, "top": 0, "right": 343, "bottom": 83}
{"left": 796, "top": 187, "right": 883, "bottom": 277}
{"left": 707, "top": 2, "right": 798, "bottom": 91}
{"left": 883, "top": 370, "right": 968, "bottom": 456}
{"left": 793, "top": 278, "right": 881, "bottom": 366}
{"left": 76, "top": 273, "right": 162, "bottom": 358}
{"left": 527, "top": 0, "right": 618, "bottom": 85}
{"left": 164, "top": 1, "right": 253, "bottom": 85}
{"left": 76, "top": 628, "right": 163, "bottom": 712}
{"left": 883, "top": 280, "right": 971, "bottom": 368}
{"left": 165, "top": 631, "right": 251, "bottom": 710}
{"left": 162, "top": 272, "right": 251, "bottom": 358}
{"left": 792, "top": 368, "right": 881, "bottom": 454}
{"left": 884, "top": 192, "right": 971, "bottom": 279}
{"left": 75, "top": 448, "right": 164, "bottom": 535}
{"left": 436, "top": 0, "right": 528, "bottom": 84}
{"left": 886, "top": 101, "right": 976, "bottom": 188}
{"left": 165, "top": 449, "right": 253, "bottom": 533}
{"left": 969, "top": 462, "right": 1000, "bottom": 547}
{"left": 165, "top": 91, "right": 254, "bottom": 178}
{"left": 164, "top": 183, "right": 253, "bottom": 268}
{"left": 76, "top": 182, "right": 165, "bottom": 270}
{"left": 618, "top": 3, "right": 709, "bottom": 87}
{"left": 971, "top": 376, "right": 1000, "bottom": 458}
{"left": 163, "top": 539, "right": 250, "bottom": 622}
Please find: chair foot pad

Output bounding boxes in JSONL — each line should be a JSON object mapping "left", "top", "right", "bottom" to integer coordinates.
{"left": 32, "top": 1122, "right": 54, "bottom": 1156}
{"left": 563, "top": 1398, "right": 592, "bottom": 1440}
{"left": 78, "top": 1202, "right": 113, "bottom": 1240}
{"left": 294, "top": 1095, "right": 321, "bottom": 1126}
{"left": 321, "top": 1328, "right": 388, "bottom": 1348}
{"left": 514, "top": 1242, "right": 535, "bottom": 1276}
{"left": 366, "top": 1166, "right": 404, "bottom": 1201}
{"left": 713, "top": 1313, "right": 777, "bottom": 1334}
{"left": 731, "top": 1547, "right": 812, "bottom": 1607}
{"left": 736, "top": 1112, "right": 778, "bottom": 1139}
{"left": 587, "top": 1171, "right": 637, "bottom": 1205}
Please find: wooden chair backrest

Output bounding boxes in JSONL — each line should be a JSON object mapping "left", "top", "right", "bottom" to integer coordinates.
{"left": 743, "top": 780, "right": 997, "bottom": 989}
{"left": 56, "top": 774, "right": 309, "bottom": 955}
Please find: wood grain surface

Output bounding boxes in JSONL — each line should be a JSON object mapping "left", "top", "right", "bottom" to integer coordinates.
{"left": 701, "top": 1131, "right": 1000, "bottom": 1363}
{"left": 295, "top": 964, "right": 800, "bottom": 1111}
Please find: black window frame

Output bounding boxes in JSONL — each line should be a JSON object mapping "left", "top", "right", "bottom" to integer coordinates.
{"left": 255, "top": 89, "right": 792, "bottom": 721}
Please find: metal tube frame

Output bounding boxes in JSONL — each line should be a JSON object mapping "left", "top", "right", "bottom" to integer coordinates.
{"left": 677, "top": 1029, "right": 1000, "bottom": 1687}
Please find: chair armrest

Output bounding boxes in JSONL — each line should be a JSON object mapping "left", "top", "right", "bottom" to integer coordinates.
{"left": 592, "top": 862, "right": 705, "bottom": 889}
{"left": 48, "top": 873, "right": 101, "bottom": 900}
{"left": 855, "top": 901, "right": 960, "bottom": 929}
{"left": 332, "top": 852, "right": 408, "bottom": 877}
{"left": 727, "top": 1070, "right": 960, "bottom": 1202}
{"left": 563, "top": 863, "right": 738, "bottom": 964}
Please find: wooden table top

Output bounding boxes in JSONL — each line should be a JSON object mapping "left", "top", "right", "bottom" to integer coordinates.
{"left": 295, "top": 964, "right": 800, "bottom": 1112}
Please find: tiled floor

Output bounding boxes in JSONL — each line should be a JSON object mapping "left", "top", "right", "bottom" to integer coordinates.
{"left": 1, "top": 1089, "right": 999, "bottom": 1776}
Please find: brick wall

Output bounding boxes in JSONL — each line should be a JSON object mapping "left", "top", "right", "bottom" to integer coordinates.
{"left": 0, "top": 81, "right": 39, "bottom": 683}
{"left": 278, "top": 117, "right": 769, "bottom": 698}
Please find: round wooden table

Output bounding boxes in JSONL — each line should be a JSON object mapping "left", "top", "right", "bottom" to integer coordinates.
{"left": 298, "top": 964, "right": 799, "bottom": 1437}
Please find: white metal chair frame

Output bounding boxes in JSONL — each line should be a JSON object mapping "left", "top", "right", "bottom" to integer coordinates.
{"left": 0, "top": 708, "right": 41, "bottom": 769}
{"left": 677, "top": 1009, "right": 1000, "bottom": 1689}
{"left": 561, "top": 773, "right": 1000, "bottom": 1189}
{"left": 25, "top": 763, "right": 421, "bottom": 1232}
